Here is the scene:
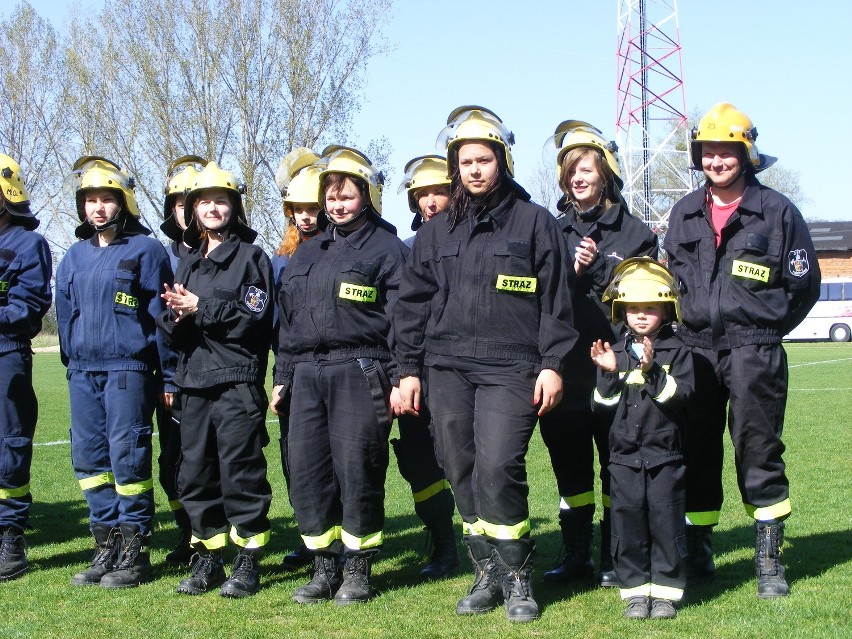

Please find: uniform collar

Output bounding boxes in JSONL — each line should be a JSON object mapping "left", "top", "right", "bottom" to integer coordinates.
{"left": 324, "top": 215, "right": 378, "bottom": 250}
{"left": 686, "top": 174, "right": 764, "bottom": 219}
{"left": 200, "top": 233, "right": 242, "bottom": 264}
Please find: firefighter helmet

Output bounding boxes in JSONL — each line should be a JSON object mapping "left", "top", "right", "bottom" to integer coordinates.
{"left": 0, "top": 154, "right": 30, "bottom": 204}
{"left": 276, "top": 148, "right": 323, "bottom": 211}
{"left": 0, "top": 154, "right": 38, "bottom": 230}
{"left": 183, "top": 161, "right": 256, "bottom": 246}
{"left": 602, "top": 256, "right": 681, "bottom": 323}
{"left": 398, "top": 155, "right": 451, "bottom": 214}
{"left": 318, "top": 145, "right": 384, "bottom": 214}
{"left": 546, "top": 120, "right": 623, "bottom": 188}
{"left": 163, "top": 155, "right": 206, "bottom": 218}
{"left": 437, "top": 106, "right": 515, "bottom": 177}
{"left": 70, "top": 156, "right": 140, "bottom": 220}
{"left": 691, "top": 102, "right": 776, "bottom": 172}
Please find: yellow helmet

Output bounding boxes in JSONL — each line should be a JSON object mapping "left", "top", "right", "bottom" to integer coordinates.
{"left": 318, "top": 145, "right": 384, "bottom": 214}
{"left": 0, "top": 154, "right": 31, "bottom": 204}
{"left": 437, "top": 106, "right": 515, "bottom": 177}
{"left": 160, "top": 155, "right": 206, "bottom": 240}
{"left": 69, "top": 156, "right": 140, "bottom": 220}
{"left": 398, "top": 155, "right": 451, "bottom": 214}
{"left": 275, "top": 148, "right": 322, "bottom": 209}
{"left": 546, "top": 120, "right": 623, "bottom": 188}
{"left": 602, "top": 257, "right": 681, "bottom": 324}
{"left": 183, "top": 161, "right": 255, "bottom": 246}
{"left": 691, "top": 102, "right": 776, "bottom": 172}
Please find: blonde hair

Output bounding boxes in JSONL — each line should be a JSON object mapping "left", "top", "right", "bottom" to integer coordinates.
{"left": 559, "top": 147, "right": 617, "bottom": 210}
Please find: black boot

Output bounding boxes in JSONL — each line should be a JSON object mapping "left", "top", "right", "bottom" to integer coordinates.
{"left": 100, "top": 523, "right": 154, "bottom": 588}
{"left": 176, "top": 548, "right": 226, "bottom": 595}
{"left": 598, "top": 510, "right": 618, "bottom": 587}
{"left": 280, "top": 544, "right": 314, "bottom": 571}
{"left": 420, "top": 519, "right": 460, "bottom": 580}
{"left": 495, "top": 539, "right": 540, "bottom": 623}
{"left": 293, "top": 552, "right": 343, "bottom": 603}
{"left": 165, "top": 527, "right": 193, "bottom": 566}
{"left": 456, "top": 536, "right": 504, "bottom": 615}
{"left": 685, "top": 525, "right": 716, "bottom": 581}
{"left": 0, "top": 527, "right": 28, "bottom": 581}
{"left": 71, "top": 524, "right": 122, "bottom": 586}
{"left": 544, "top": 505, "right": 594, "bottom": 583}
{"left": 220, "top": 548, "right": 261, "bottom": 598}
{"left": 334, "top": 551, "right": 377, "bottom": 606}
{"left": 756, "top": 520, "right": 789, "bottom": 598}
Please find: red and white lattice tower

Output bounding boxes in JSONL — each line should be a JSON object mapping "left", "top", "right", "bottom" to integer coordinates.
{"left": 615, "top": 0, "right": 693, "bottom": 230}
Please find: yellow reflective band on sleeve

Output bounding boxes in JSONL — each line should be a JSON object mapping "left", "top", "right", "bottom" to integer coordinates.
{"left": 474, "top": 518, "right": 531, "bottom": 540}
{"left": 338, "top": 282, "right": 377, "bottom": 303}
{"left": 114, "top": 291, "right": 139, "bottom": 308}
{"left": 341, "top": 528, "right": 383, "bottom": 550}
{"left": 79, "top": 472, "right": 115, "bottom": 491}
{"left": 593, "top": 388, "right": 621, "bottom": 406}
{"left": 653, "top": 373, "right": 678, "bottom": 403}
{"left": 731, "top": 259, "right": 770, "bottom": 283}
{"left": 620, "top": 582, "right": 651, "bottom": 599}
{"left": 495, "top": 274, "right": 537, "bottom": 293}
{"left": 302, "top": 526, "right": 342, "bottom": 550}
{"left": 412, "top": 479, "right": 452, "bottom": 504}
{"left": 559, "top": 493, "right": 595, "bottom": 509}
{"left": 602, "top": 494, "right": 611, "bottom": 509}
{"left": 686, "top": 511, "right": 720, "bottom": 526}
{"left": 625, "top": 369, "right": 645, "bottom": 385}
{"left": 169, "top": 499, "right": 183, "bottom": 512}
{"left": 230, "top": 527, "right": 270, "bottom": 549}
{"left": 191, "top": 532, "right": 228, "bottom": 551}
{"left": 744, "top": 498, "right": 791, "bottom": 522}
{"left": 0, "top": 483, "right": 30, "bottom": 499}
{"left": 115, "top": 478, "right": 154, "bottom": 496}
{"left": 650, "top": 583, "right": 684, "bottom": 601}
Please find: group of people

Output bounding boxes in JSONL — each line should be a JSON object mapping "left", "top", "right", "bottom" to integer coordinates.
{"left": 0, "top": 101, "right": 820, "bottom": 622}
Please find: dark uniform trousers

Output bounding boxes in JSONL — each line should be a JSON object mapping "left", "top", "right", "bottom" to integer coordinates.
{"left": 178, "top": 383, "right": 272, "bottom": 545}
{"left": 539, "top": 355, "right": 610, "bottom": 509}
{"left": 288, "top": 359, "right": 391, "bottom": 550}
{"left": 156, "top": 400, "right": 188, "bottom": 527}
{"left": 392, "top": 404, "right": 455, "bottom": 528}
{"left": 427, "top": 365, "right": 538, "bottom": 535}
{"left": 686, "top": 344, "right": 789, "bottom": 524}
{"left": 68, "top": 369, "right": 156, "bottom": 532}
{"left": 610, "top": 462, "right": 686, "bottom": 597}
{"left": 0, "top": 350, "right": 37, "bottom": 528}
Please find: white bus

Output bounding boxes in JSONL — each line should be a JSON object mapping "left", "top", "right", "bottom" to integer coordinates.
{"left": 784, "top": 277, "right": 852, "bottom": 342}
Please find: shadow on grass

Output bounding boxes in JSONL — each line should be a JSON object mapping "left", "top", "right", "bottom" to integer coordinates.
{"left": 685, "top": 525, "right": 852, "bottom": 603}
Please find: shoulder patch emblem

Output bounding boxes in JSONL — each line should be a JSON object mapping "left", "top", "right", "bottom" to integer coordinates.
{"left": 788, "top": 249, "right": 809, "bottom": 278}
{"left": 245, "top": 286, "right": 268, "bottom": 313}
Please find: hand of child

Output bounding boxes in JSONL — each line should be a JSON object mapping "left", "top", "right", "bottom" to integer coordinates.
{"left": 638, "top": 336, "right": 654, "bottom": 371}
{"left": 590, "top": 339, "right": 617, "bottom": 372}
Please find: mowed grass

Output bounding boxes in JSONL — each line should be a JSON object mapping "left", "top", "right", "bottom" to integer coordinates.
{"left": 2, "top": 343, "right": 850, "bottom": 639}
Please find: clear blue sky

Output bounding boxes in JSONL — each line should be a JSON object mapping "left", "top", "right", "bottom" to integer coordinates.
{"left": 9, "top": 0, "right": 852, "bottom": 233}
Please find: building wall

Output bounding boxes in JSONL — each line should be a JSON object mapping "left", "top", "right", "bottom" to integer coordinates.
{"left": 818, "top": 252, "right": 852, "bottom": 277}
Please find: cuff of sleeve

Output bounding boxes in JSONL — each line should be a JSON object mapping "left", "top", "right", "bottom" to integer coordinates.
{"left": 540, "top": 357, "right": 564, "bottom": 375}
{"left": 398, "top": 364, "right": 422, "bottom": 380}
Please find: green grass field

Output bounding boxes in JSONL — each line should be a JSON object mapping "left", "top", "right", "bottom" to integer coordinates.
{"left": 3, "top": 343, "right": 851, "bottom": 638}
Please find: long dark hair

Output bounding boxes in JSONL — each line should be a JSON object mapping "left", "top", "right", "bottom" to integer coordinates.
{"left": 446, "top": 140, "right": 509, "bottom": 231}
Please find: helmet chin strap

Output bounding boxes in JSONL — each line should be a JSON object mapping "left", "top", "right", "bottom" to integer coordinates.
{"left": 326, "top": 205, "right": 368, "bottom": 231}
{"left": 89, "top": 209, "right": 123, "bottom": 234}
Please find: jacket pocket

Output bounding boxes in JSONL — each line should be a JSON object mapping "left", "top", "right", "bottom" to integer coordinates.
{"left": 282, "top": 261, "right": 312, "bottom": 311}
{"left": 0, "top": 436, "right": 32, "bottom": 487}
{"left": 336, "top": 261, "right": 380, "bottom": 307}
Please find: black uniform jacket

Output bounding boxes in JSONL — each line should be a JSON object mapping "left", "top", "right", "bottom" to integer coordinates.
{"left": 394, "top": 187, "right": 577, "bottom": 378}
{"left": 274, "top": 215, "right": 409, "bottom": 385}
{"left": 558, "top": 201, "right": 658, "bottom": 347}
{"left": 592, "top": 326, "right": 693, "bottom": 470}
{"left": 157, "top": 234, "right": 274, "bottom": 389}
{"left": 664, "top": 177, "right": 820, "bottom": 349}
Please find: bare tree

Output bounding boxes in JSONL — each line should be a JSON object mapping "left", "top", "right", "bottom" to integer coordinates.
{"left": 0, "top": 2, "right": 76, "bottom": 252}
{"left": 525, "top": 160, "right": 561, "bottom": 216}
{"left": 56, "top": 0, "right": 392, "bottom": 253}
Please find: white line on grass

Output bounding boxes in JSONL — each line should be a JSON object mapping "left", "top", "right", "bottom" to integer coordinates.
{"left": 789, "top": 357, "right": 852, "bottom": 369}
